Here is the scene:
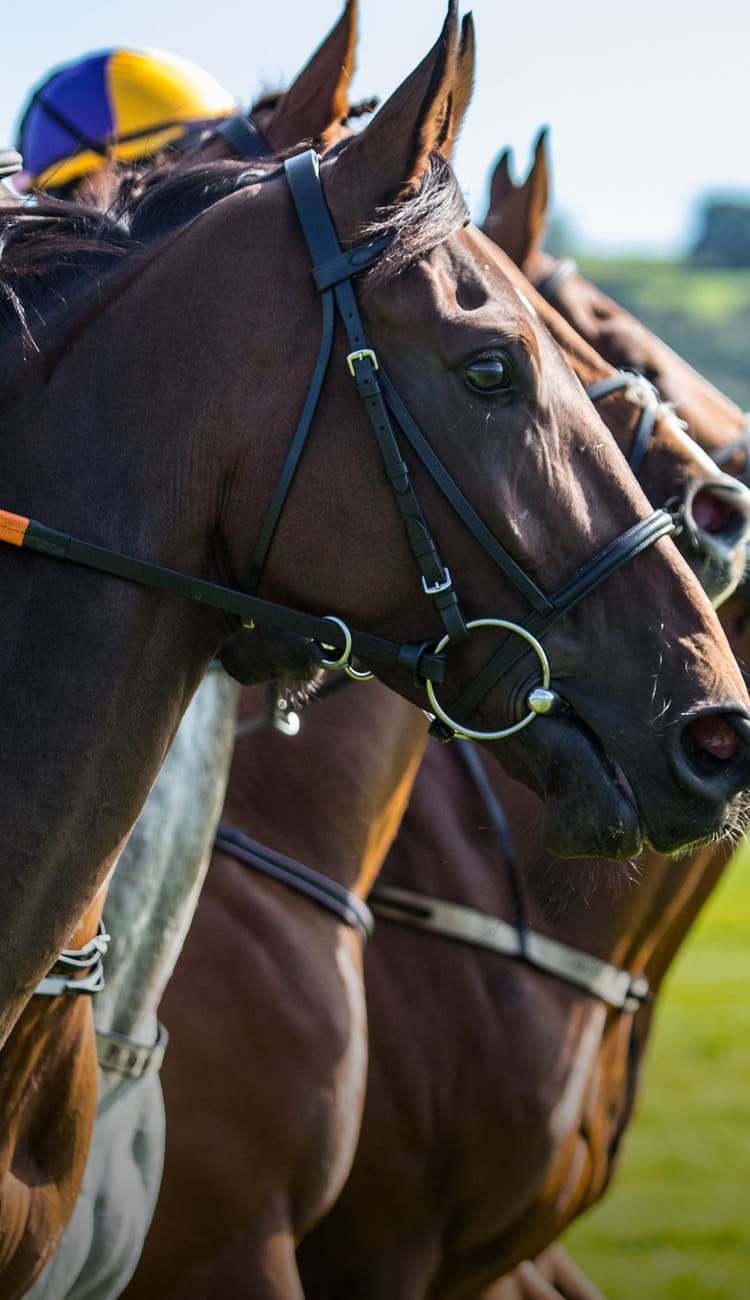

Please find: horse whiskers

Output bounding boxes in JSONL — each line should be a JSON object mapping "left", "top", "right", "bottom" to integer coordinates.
{"left": 530, "top": 852, "right": 640, "bottom": 924}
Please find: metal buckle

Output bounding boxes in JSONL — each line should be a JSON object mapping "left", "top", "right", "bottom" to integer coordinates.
{"left": 346, "top": 349, "right": 379, "bottom": 376}
{"left": 422, "top": 568, "right": 452, "bottom": 596}
{"left": 425, "top": 618, "right": 551, "bottom": 741}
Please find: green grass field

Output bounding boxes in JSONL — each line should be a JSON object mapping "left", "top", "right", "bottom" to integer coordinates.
{"left": 577, "top": 258, "right": 750, "bottom": 410}
{"left": 564, "top": 847, "right": 750, "bottom": 1299}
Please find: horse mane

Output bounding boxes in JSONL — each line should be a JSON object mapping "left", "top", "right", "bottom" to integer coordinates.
{"left": 0, "top": 149, "right": 468, "bottom": 349}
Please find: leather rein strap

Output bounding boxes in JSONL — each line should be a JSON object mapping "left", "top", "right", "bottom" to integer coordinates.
{"left": 0, "top": 510, "right": 446, "bottom": 686}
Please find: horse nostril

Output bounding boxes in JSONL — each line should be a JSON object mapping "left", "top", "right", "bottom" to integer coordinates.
{"left": 689, "top": 488, "right": 741, "bottom": 537}
{"left": 669, "top": 707, "right": 750, "bottom": 802}
{"left": 686, "top": 713, "right": 739, "bottom": 762}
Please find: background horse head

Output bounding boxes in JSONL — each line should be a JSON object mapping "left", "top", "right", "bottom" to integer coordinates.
{"left": 482, "top": 128, "right": 750, "bottom": 477}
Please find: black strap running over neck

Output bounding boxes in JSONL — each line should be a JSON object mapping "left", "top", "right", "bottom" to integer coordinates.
{"left": 215, "top": 822, "right": 374, "bottom": 941}
{"left": 215, "top": 114, "right": 272, "bottom": 159}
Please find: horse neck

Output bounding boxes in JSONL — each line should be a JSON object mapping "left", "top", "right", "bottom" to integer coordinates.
{"left": 93, "top": 669, "right": 240, "bottom": 1052}
{"left": 223, "top": 680, "right": 428, "bottom": 899}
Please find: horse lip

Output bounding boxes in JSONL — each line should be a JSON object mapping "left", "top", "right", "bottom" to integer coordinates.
{"left": 493, "top": 711, "right": 644, "bottom": 860}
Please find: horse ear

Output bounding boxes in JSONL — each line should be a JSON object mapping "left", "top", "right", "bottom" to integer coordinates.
{"left": 522, "top": 126, "right": 550, "bottom": 259}
{"left": 263, "top": 0, "right": 359, "bottom": 151}
{"left": 322, "top": 1, "right": 460, "bottom": 236}
{"left": 487, "top": 149, "right": 514, "bottom": 209}
{"left": 481, "top": 127, "right": 549, "bottom": 267}
{"left": 440, "top": 13, "right": 476, "bottom": 160}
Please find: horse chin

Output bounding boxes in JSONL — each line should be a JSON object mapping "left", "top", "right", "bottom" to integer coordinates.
{"left": 219, "top": 626, "right": 324, "bottom": 687}
{"left": 489, "top": 716, "right": 644, "bottom": 861}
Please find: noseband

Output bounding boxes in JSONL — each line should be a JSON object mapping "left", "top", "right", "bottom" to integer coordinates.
{"left": 586, "top": 370, "right": 661, "bottom": 476}
{"left": 0, "top": 150, "right": 674, "bottom": 741}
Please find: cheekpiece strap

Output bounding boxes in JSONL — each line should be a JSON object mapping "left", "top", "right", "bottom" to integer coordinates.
{"left": 283, "top": 149, "right": 469, "bottom": 646}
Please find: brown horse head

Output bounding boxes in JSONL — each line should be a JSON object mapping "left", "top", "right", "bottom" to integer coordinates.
{"left": 0, "top": 4, "right": 749, "bottom": 1044}
{"left": 482, "top": 128, "right": 750, "bottom": 473}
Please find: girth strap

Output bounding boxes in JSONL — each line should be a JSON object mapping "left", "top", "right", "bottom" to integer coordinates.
{"left": 368, "top": 884, "right": 651, "bottom": 1014}
{"left": 215, "top": 822, "right": 375, "bottom": 941}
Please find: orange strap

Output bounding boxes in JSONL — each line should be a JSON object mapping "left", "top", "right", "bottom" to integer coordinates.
{"left": 0, "top": 510, "right": 29, "bottom": 547}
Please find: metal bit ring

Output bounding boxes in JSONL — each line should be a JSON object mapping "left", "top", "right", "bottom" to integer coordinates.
{"left": 425, "top": 618, "right": 551, "bottom": 741}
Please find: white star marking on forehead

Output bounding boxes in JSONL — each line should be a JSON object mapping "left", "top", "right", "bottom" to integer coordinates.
{"left": 513, "top": 286, "right": 538, "bottom": 318}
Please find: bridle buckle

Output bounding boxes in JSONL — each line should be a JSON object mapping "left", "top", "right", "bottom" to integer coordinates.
{"left": 346, "top": 348, "right": 379, "bottom": 376}
{"left": 422, "top": 567, "right": 452, "bottom": 596}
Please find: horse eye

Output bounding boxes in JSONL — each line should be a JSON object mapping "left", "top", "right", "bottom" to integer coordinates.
{"left": 464, "top": 356, "right": 513, "bottom": 395}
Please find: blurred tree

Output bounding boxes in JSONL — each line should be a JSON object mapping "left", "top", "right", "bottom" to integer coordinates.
{"left": 692, "top": 195, "right": 750, "bottom": 267}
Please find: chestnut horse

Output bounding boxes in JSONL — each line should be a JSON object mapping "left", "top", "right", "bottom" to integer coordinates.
{"left": 16, "top": 8, "right": 366, "bottom": 1297}
{"left": 124, "top": 234, "right": 750, "bottom": 1300}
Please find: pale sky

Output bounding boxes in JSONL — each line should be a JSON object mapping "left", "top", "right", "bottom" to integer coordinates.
{"left": 4, "top": 0, "right": 748, "bottom": 253}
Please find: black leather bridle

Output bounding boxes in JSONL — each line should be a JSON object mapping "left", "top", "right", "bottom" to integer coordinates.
{"left": 1, "top": 149, "right": 676, "bottom": 741}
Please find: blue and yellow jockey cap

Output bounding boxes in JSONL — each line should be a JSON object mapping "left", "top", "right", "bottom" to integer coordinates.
{"left": 15, "top": 47, "right": 238, "bottom": 192}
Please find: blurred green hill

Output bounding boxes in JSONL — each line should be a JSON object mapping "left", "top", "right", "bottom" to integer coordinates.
{"left": 578, "top": 259, "right": 750, "bottom": 409}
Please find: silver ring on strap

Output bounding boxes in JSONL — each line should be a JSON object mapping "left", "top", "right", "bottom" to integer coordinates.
{"left": 318, "top": 615, "right": 353, "bottom": 670}
{"left": 425, "top": 618, "right": 550, "bottom": 741}
{"left": 344, "top": 661, "right": 374, "bottom": 681}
